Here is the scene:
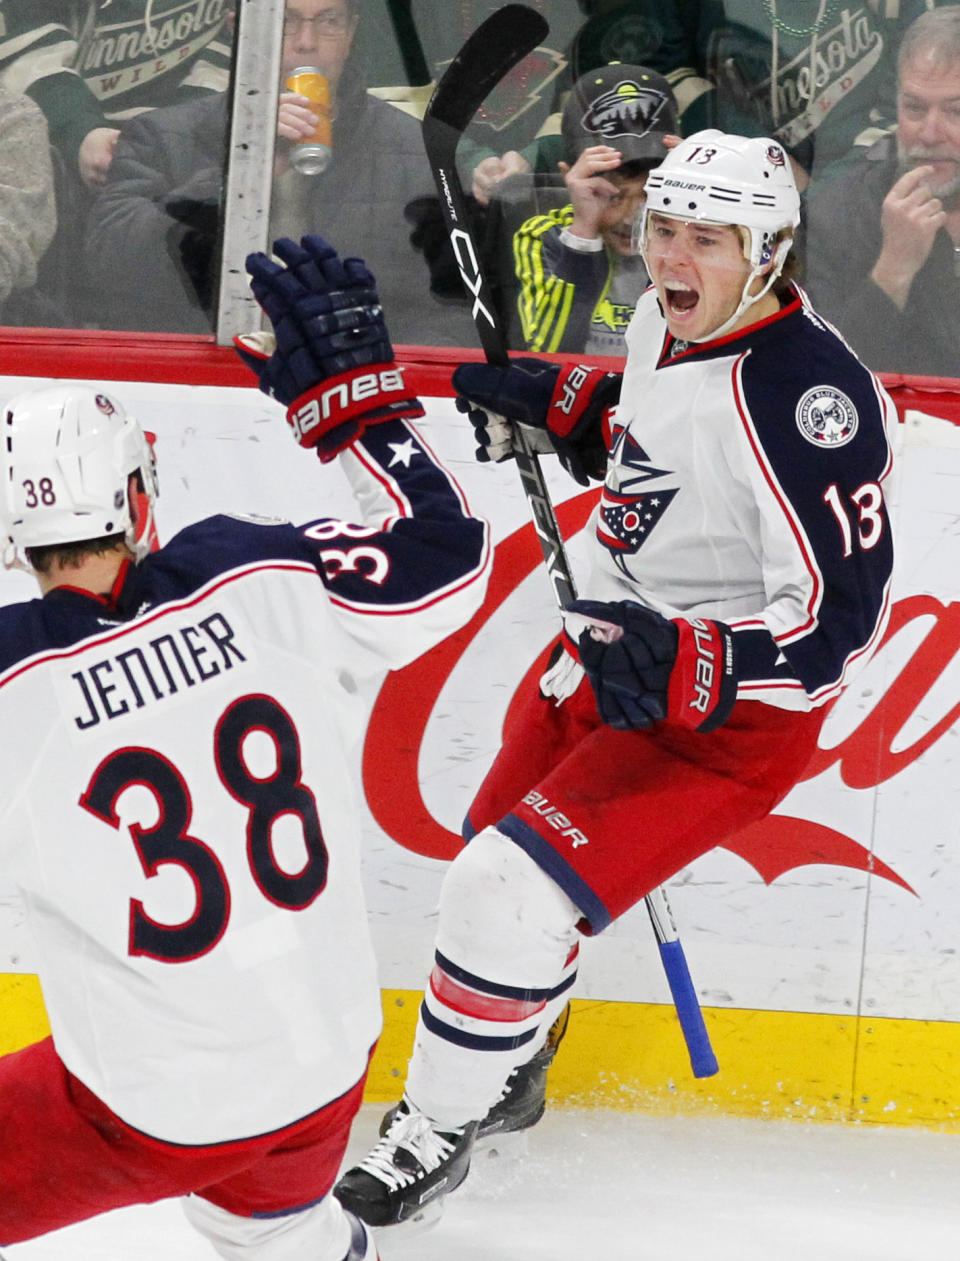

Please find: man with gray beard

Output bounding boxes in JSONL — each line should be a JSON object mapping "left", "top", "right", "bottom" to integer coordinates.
{"left": 804, "top": 6, "right": 960, "bottom": 377}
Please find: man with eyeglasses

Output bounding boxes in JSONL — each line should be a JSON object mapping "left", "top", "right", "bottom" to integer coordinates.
{"left": 82, "top": 0, "right": 475, "bottom": 345}
{"left": 275, "top": 1, "right": 361, "bottom": 171}
{"left": 283, "top": 6, "right": 354, "bottom": 38}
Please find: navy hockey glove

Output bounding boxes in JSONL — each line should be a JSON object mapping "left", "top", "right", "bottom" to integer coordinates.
{"left": 569, "top": 599, "right": 738, "bottom": 733}
{"left": 453, "top": 357, "right": 620, "bottom": 485}
{"left": 234, "top": 234, "right": 423, "bottom": 462}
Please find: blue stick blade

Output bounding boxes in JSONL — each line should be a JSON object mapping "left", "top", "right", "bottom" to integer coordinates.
{"left": 657, "top": 939, "right": 719, "bottom": 1078}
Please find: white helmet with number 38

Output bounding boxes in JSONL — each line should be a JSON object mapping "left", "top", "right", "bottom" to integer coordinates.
{"left": 0, "top": 384, "right": 158, "bottom": 569}
{"left": 635, "top": 129, "right": 802, "bottom": 338}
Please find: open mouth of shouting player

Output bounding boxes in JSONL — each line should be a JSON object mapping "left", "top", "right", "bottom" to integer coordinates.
{"left": 638, "top": 211, "right": 784, "bottom": 344}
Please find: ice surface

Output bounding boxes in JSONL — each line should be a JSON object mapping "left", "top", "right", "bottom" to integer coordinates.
{"left": 5, "top": 1104, "right": 960, "bottom": 1260}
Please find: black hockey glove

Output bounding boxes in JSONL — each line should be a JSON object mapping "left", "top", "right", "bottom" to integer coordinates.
{"left": 164, "top": 165, "right": 222, "bottom": 310}
{"left": 234, "top": 234, "right": 423, "bottom": 462}
{"left": 405, "top": 195, "right": 491, "bottom": 301}
{"left": 453, "top": 357, "right": 620, "bottom": 485}
{"left": 570, "top": 599, "right": 738, "bottom": 733}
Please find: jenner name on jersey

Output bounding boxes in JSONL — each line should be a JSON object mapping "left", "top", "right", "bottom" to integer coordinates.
{"left": 66, "top": 611, "right": 247, "bottom": 730}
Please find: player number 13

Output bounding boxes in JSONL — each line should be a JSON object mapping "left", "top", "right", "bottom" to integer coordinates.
{"left": 823, "top": 481, "right": 885, "bottom": 556}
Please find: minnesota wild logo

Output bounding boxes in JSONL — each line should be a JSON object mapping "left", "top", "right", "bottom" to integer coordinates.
{"left": 470, "top": 46, "right": 567, "bottom": 132}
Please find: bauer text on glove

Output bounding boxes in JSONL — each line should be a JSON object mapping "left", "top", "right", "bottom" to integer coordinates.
{"left": 234, "top": 234, "right": 423, "bottom": 461}
{"left": 569, "top": 599, "right": 738, "bottom": 733}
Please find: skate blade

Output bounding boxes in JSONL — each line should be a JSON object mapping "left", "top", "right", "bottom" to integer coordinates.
{"left": 474, "top": 1128, "right": 531, "bottom": 1160}
{"left": 375, "top": 1196, "right": 445, "bottom": 1240}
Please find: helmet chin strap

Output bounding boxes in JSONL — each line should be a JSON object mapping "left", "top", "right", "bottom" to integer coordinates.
{"left": 125, "top": 476, "right": 157, "bottom": 563}
{"left": 1, "top": 539, "right": 29, "bottom": 574}
{"left": 639, "top": 209, "right": 793, "bottom": 345}
{"left": 690, "top": 233, "right": 792, "bottom": 343}
{"left": 125, "top": 512, "right": 154, "bottom": 563}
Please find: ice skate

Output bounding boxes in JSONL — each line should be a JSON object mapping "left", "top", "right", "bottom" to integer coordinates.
{"left": 376, "top": 1002, "right": 570, "bottom": 1162}
{"left": 476, "top": 1001, "right": 570, "bottom": 1152}
{"left": 335, "top": 1099, "right": 477, "bottom": 1228}
{"left": 342, "top": 1207, "right": 379, "bottom": 1259}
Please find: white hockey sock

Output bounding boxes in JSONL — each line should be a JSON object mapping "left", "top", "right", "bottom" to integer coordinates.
{"left": 182, "top": 1191, "right": 371, "bottom": 1261}
{"left": 404, "top": 827, "right": 581, "bottom": 1129}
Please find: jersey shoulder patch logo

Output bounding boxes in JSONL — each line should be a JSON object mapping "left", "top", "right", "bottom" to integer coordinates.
{"left": 795, "top": 386, "right": 858, "bottom": 448}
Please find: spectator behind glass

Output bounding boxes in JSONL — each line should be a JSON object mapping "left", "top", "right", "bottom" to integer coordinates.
{"left": 686, "top": 0, "right": 951, "bottom": 188}
{"left": 0, "top": 85, "right": 57, "bottom": 326}
{"left": 82, "top": 0, "right": 475, "bottom": 344}
{"left": 513, "top": 64, "right": 678, "bottom": 354}
{"left": 0, "top": 1, "right": 232, "bottom": 190}
{"left": 803, "top": 6, "right": 960, "bottom": 377}
{"left": 468, "top": 1, "right": 707, "bottom": 207}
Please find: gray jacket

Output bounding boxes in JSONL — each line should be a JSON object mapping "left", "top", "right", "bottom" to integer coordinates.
{"left": 83, "top": 74, "right": 474, "bottom": 345}
{"left": 804, "top": 136, "right": 960, "bottom": 379}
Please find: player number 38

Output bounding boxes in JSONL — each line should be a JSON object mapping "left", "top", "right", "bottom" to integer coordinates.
{"left": 22, "top": 477, "right": 57, "bottom": 507}
{"left": 80, "top": 693, "right": 328, "bottom": 963}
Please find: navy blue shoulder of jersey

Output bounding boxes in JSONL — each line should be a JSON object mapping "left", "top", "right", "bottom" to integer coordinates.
{"left": 107, "top": 417, "right": 486, "bottom": 617}
{"left": 734, "top": 301, "right": 894, "bottom": 697}
{"left": 0, "top": 418, "right": 488, "bottom": 675}
{"left": 0, "top": 592, "right": 118, "bottom": 677}
{"left": 0, "top": 519, "right": 304, "bottom": 676}
{"left": 736, "top": 302, "right": 891, "bottom": 477}
{"left": 120, "top": 514, "right": 311, "bottom": 614}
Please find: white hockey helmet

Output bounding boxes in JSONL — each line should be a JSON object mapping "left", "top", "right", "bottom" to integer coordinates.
{"left": 0, "top": 384, "right": 158, "bottom": 569}
{"left": 636, "top": 129, "right": 801, "bottom": 338}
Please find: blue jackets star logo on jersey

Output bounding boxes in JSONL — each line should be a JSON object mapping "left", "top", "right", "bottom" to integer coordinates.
{"left": 597, "top": 487, "right": 677, "bottom": 569}
{"left": 596, "top": 428, "right": 677, "bottom": 573}
{"left": 387, "top": 438, "right": 421, "bottom": 468}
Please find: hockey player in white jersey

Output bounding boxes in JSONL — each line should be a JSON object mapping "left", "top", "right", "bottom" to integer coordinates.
{"left": 0, "top": 235, "right": 491, "bottom": 1259}
{"left": 335, "top": 131, "right": 897, "bottom": 1228}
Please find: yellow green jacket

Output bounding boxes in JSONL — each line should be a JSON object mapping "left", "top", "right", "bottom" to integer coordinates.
{"left": 514, "top": 205, "right": 643, "bottom": 355}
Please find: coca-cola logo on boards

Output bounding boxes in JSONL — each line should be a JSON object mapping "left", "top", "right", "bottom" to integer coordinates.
{"left": 363, "top": 491, "right": 948, "bottom": 895}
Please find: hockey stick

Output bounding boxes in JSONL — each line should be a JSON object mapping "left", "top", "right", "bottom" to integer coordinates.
{"left": 385, "top": 0, "right": 431, "bottom": 90}
{"left": 422, "top": 5, "right": 574, "bottom": 610}
{"left": 644, "top": 887, "right": 718, "bottom": 1076}
{"left": 422, "top": 3, "right": 718, "bottom": 1079}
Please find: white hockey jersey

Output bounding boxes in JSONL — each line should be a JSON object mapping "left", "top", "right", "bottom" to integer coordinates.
{"left": 0, "top": 418, "right": 490, "bottom": 1145}
{"left": 581, "top": 285, "right": 896, "bottom": 710}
